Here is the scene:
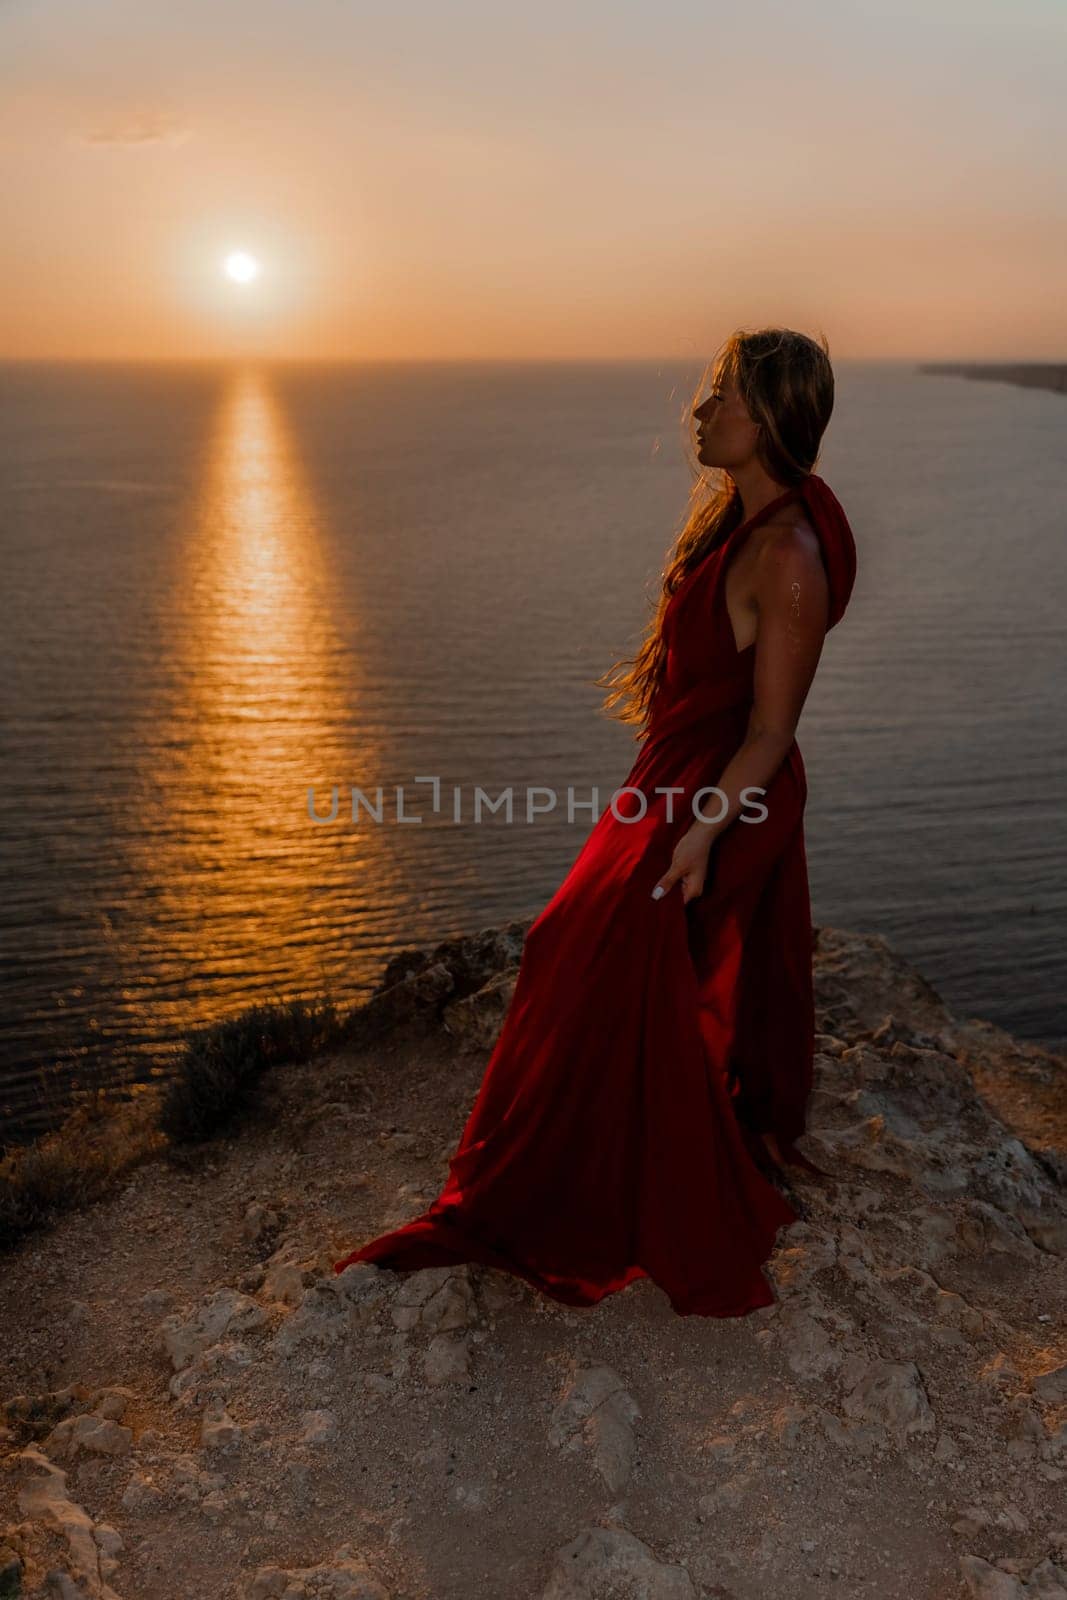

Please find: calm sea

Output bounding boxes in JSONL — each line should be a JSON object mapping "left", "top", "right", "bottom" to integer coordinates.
{"left": 1, "top": 358, "right": 1065, "bottom": 1143}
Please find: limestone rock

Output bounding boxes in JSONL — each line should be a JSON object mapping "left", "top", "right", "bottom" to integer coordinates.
{"left": 1033, "top": 1364, "right": 1067, "bottom": 1405}
{"left": 422, "top": 1333, "right": 471, "bottom": 1385}
{"left": 840, "top": 1358, "right": 936, "bottom": 1441}
{"left": 45, "top": 1415, "right": 133, "bottom": 1461}
{"left": 443, "top": 967, "right": 520, "bottom": 1050}
{"left": 159, "top": 1287, "right": 268, "bottom": 1372}
{"left": 959, "top": 1555, "right": 1026, "bottom": 1598}
{"left": 548, "top": 1365, "right": 642, "bottom": 1496}
{"left": 245, "top": 1542, "right": 390, "bottom": 1599}
{"left": 542, "top": 1525, "right": 697, "bottom": 1599}
{"left": 14, "top": 1445, "right": 123, "bottom": 1600}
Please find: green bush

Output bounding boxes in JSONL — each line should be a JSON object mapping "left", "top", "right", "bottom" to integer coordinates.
{"left": 158, "top": 995, "right": 344, "bottom": 1144}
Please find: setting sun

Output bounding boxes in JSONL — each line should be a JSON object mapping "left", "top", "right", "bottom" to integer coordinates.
{"left": 223, "top": 251, "right": 261, "bottom": 285}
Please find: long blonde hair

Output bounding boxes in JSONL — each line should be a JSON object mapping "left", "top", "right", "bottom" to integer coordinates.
{"left": 594, "top": 326, "right": 835, "bottom": 737}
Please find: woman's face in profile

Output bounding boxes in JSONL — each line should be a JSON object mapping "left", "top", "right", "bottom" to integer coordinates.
{"left": 693, "top": 370, "right": 760, "bottom": 470}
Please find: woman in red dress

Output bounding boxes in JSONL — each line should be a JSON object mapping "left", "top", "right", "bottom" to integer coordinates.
{"left": 334, "top": 326, "right": 858, "bottom": 1317}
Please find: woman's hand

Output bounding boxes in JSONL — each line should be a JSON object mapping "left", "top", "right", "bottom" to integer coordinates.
{"left": 651, "top": 822, "right": 717, "bottom": 905}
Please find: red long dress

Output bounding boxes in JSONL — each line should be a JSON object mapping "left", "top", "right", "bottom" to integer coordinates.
{"left": 334, "top": 472, "right": 858, "bottom": 1317}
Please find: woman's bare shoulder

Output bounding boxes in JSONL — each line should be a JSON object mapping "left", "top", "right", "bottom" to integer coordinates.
{"left": 756, "top": 508, "right": 820, "bottom": 559}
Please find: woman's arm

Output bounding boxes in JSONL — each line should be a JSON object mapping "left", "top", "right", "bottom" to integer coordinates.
{"left": 652, "top": 527, "right": 830, "bottom": 903}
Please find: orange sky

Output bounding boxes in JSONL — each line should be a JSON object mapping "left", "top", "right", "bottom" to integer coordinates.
{"left": 2, "top": 0, "right": 1065, "bottom": 362}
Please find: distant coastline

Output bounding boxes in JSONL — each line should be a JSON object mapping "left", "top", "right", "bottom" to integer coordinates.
{"left": 919, "top": 361, "right": 1067, "bottom": 395}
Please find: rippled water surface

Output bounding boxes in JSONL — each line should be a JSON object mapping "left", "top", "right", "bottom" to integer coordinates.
{"left": 1, "top": 358, "right": 1064, "bottom": 1139}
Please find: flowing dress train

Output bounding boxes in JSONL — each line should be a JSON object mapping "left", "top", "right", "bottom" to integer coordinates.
{"left": 334, "top": 472, "right": 858, "bottom": 1316}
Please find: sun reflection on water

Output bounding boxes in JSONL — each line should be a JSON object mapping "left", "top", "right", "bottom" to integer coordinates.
{"left": 128, "top": 367, "right": 387, "bottom": 1059}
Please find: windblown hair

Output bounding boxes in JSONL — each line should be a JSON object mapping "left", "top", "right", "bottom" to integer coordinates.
{"left": 594, "top": 326, "right": 835, "bottom": 738}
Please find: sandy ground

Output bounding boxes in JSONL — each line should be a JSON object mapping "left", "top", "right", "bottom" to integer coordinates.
{"left": 1, "top": 925, "right": 1065, "bottom": 1600}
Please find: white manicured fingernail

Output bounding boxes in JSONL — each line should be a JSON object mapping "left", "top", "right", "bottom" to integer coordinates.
{"left": 651, "top": 885, "right": 665, "bottom": 900}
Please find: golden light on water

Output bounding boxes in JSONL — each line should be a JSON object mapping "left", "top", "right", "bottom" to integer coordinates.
{"left": 131, "top": 367, "right": 383, "bottom": 1046}
{"left": 223, "top": 250, "right": 261, "bottom": 285}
